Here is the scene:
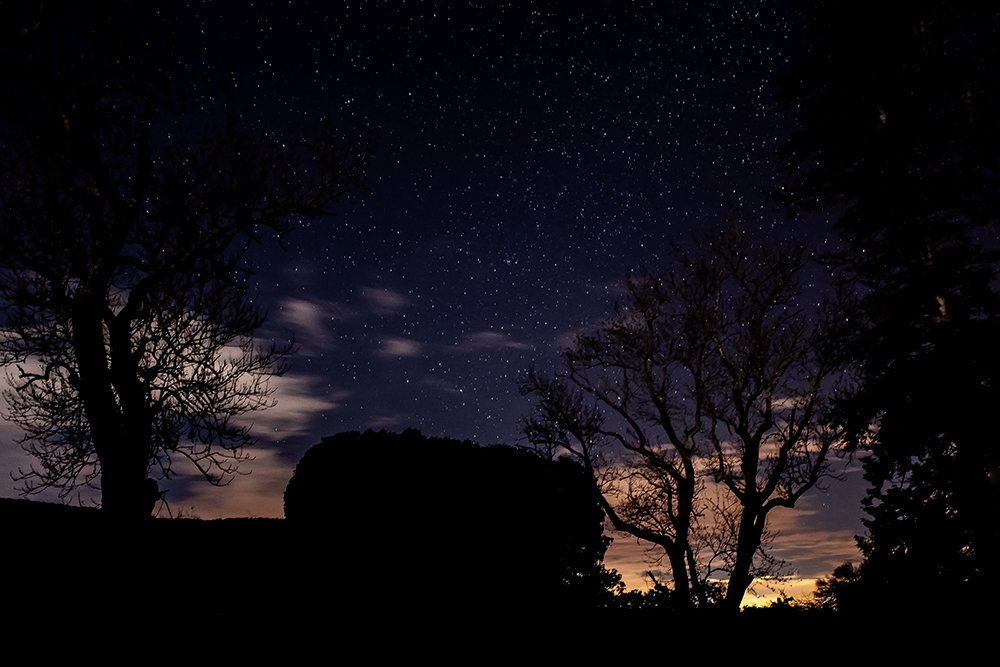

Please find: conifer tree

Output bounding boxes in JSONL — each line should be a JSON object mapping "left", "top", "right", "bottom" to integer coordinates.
{"left": 779, "top": 0, "right": 1000, "bottom": 602}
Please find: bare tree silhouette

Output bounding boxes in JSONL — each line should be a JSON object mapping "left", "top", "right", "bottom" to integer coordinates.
{"left": 522, "top": 226, "right": 851, "bottom": 611}
{"left": 0, "top": 1, "right": 368, "bottom": 517}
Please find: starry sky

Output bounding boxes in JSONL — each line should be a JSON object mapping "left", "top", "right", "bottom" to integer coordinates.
{"left": 0, "top": 0, "right": 867, "bottom": 598}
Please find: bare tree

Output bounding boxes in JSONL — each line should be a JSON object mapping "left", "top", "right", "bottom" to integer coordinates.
{"left": 521, "top": 227, "right": 849, "bottom": 611}
{"left": 0, "top": 1, "right": 368, "bottom": 517}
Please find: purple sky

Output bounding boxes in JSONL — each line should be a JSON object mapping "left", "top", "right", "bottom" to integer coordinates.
{"left": 0, "top": 0, "right": 869, "bottom": 600}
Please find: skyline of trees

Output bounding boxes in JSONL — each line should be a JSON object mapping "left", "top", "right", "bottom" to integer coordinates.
{"left": 0, "top": 0, "right": 996, "bottom": 613}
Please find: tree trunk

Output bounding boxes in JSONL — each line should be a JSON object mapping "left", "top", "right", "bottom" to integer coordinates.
{"left": 99, "top": 449, "right": 157, "bottom": 520}
{"left": 722, "top": 507, "right": 767, "bottom": 612}
{"left": 72, "top": 291, "right": 155, "bottom": 520}
{"left": 666, "top": 544, "right": 692, "bottom": 608}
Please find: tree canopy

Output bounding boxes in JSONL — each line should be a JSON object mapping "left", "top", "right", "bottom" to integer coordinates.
{"left": 779, "top": 0, "right": 1000, "bottom": 602}
{"left": 522, "top": 227, "right": 850, "bottom": 611}
{"left": 0, "top": 0, "right": 368, "bottom": 517}
{"left": 285, "top": 429, "right": 618, "bottom": 611}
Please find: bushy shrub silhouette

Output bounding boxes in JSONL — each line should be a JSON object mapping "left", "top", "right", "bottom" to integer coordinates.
{"left": 284, "top": 428, "right": 613, "bottom": 613}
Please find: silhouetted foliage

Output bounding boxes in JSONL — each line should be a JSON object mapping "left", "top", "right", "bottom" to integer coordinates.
{"left": 284, "top": 428, "right": 618, "bottom": 612}
{"left": 779, "top": 0, "right": 1000, "bottom": 602}
{"left": 0, "top": 1, "right": 368, "bottom": 518}
{"left": 2, "top": 496, "right": 861, "bottom": 642}
{"left": 608, "top": 575, "right": 725, "bottom": 616}
{"left": 811, "top": 561, "right": 861, "bottom": 612}
{"left": 521, "top": 226, "right": 850, "bottom": 612}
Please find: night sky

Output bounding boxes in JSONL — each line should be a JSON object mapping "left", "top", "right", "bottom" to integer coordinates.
{"left": 0, "top": 0, "right": 867, "bottom": 598}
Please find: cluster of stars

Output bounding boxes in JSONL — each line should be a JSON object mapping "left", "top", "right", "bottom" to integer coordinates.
{"left": 181, "top": 0, "right": 818, "bottom": 453}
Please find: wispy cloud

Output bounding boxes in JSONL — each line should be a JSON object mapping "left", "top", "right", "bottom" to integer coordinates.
{"left": 236, "top": 373, "right": 349, "bottom": 443}
{"left": 362, "top": 287, "right": 410, "bottom": 313}
{"left": 366, "top": 412, "right": 412, "bottom": 431}
{"left": 276, "top": 296, "right": 358, "bottom": 354}
{"left": 455, "top": 330, "right": 532, "bottom": 352}
{"left": 281, "top": 297, "right": 330, "bottom": 341}
{"left": 419, "top": 376, "right": 465, "bottom": 394}
{"left": 172, "top": 445, "right": 290, "bottom": 519}
{"left": 377, "top": 337, "right": 422, "bottom": 358}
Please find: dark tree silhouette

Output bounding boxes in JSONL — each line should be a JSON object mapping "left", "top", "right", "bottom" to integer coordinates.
{"left": 284, "top": 429, "right": 618, "bottom": 612}
{"left": 779, "top": 0, "right": 1000, "bottom": 602}
{"left": 521, "top": 227, "right": 850, "bottom": 612}
{"left": 0, "top": 1, "right": 368, "bottom": 518}
{"left": 811, "top": 561, "right": 861, "bottom": 612}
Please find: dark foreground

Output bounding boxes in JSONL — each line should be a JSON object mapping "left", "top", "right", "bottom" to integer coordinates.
{"left": 3, "top": 498, "right": 990, "bottom": 651}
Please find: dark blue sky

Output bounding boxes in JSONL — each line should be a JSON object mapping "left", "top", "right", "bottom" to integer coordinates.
{"left": 0, "top": 0, "right": 864, "bottom": 596}
{"left": 184, "top": 0, "right": 830, "bottom": 450}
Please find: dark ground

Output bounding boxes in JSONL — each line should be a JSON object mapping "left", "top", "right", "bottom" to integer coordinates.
{"left": 2, "top": 497, "right": 990, "bottom": 654}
